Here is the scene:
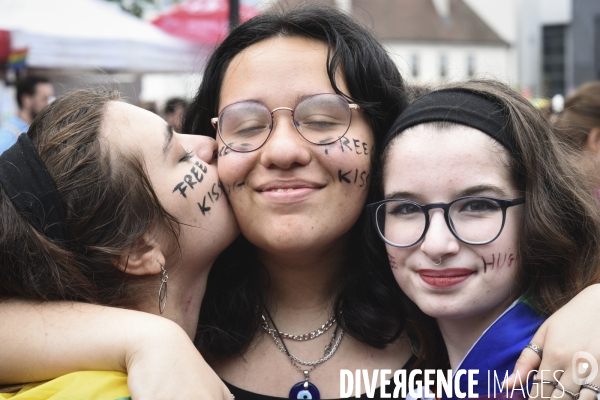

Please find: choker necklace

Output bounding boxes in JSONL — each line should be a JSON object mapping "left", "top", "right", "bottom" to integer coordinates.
{"left": 262, "top": 314, "right": 345, "bottom": 399}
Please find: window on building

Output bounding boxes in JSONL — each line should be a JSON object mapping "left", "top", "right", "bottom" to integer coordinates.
{"left": 467, "top": 54, "right": 475, "bottom": 77}
{"left": 440, "top": 54, "right": 448, "bottom": 78}
{"left": 412, "top": 54, "right": 420, "bottom": 78}
{"left": 542, "top": 25, "right": 566, "bottom": 97}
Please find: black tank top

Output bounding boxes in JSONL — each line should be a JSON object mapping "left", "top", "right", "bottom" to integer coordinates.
{"left": 224, "top": 355, "right": 417, "bottom": 400}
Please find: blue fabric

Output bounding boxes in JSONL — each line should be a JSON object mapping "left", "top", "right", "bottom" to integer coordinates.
{"left": 0, "top": 129, "right": 17, "bottom": 155}
{"left": 444, "top": 302, "right": 546, "bottom": 399}
{"left": 0, "top": 116, "right": 28, "bottom": 155}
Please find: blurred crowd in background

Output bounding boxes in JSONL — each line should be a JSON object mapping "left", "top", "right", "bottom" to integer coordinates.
{"left": 0, "top": 0, "right": 599, "bottom": 137}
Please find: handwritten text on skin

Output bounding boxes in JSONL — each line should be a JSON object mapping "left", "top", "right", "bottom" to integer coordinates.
{"left": 481, "top": 253, "right": 515, "bottom": 272}
{"left": 323, "top": 136, "right": 370, "bottom": 156}
{"left": 218, "top": 144, "right": 233, "bottom": 158}
{"left": 338, "top": 169, "right": 369, "bottom": 188}
{"left": 172, "top": 161, "right": 223, "bottom": 215}
{"left": 221, "top": 180, "right": 245, "bottom": 195}
{"left": 387, "top": 253, "right": 515, "bottom": 273}
{"left": 388, "top": 254, "right": 397, "bottom": 270}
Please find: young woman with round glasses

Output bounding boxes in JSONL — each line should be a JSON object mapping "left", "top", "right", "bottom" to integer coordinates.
{"left": 3, "top": 7, "right": 600, "bottom": 400}
{"left": 370, "top": 80, "right": 600, "bottom": 399}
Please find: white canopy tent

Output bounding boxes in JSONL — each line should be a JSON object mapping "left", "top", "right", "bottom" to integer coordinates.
{"left": 0, "top": 0, "right": 212, "bottom": 72}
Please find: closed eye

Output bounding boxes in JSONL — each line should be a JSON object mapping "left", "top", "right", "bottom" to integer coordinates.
{"left": 179, "top": 149, "right": 193, "bottom": 163}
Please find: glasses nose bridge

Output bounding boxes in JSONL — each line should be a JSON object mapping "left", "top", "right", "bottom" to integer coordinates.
{"left": 270, "top": 106, "right": 299, "bottom": 132}
{"left": 423, "top": 203, "right": 453, "bottom": 234}
{"left": 424, "top": 203, "right": 450, "bottom": 218}
{"left": 270, "top": 106, "right": 294, "bottom": 114}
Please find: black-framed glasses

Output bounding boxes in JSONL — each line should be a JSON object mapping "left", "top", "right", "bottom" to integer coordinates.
{"left": 211, "top": 93, "right": 359, "bottom": 153}
{"left": 366, "top": 196, "right": 525, "bottom": 248}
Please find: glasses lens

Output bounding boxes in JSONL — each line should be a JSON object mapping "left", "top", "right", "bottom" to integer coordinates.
{"left": 376, "top": 201, "right": 426, "bottom": 247}
{"left": 449, "top": 197, "right": 504, "bottom": 244}
{"left": 219, "top": 102, "right": 272, "bottom": 152}
{"left": 294, "top": 94, "right": 352, "bottom": 144}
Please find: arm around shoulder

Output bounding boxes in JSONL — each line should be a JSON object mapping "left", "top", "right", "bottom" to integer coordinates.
{"left": 0, "top": 299, "right": 184, "bottom": 383}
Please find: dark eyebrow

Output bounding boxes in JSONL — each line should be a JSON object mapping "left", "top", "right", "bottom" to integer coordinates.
{"left": 163, "top": 125, "right": 174, "bottom": 159}
{"left": 384, "top": 185, "right": 510, "bottom": 202}
{"left": 454, "top": 184, "right": 509, "bottom": 198}
{"left": 385, "top": 190, "right": 415, "bottom": 200}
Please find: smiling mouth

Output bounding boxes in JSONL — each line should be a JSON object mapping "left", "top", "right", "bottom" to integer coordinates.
{"left": 256, "top": 182, "right": 325, "bottom": 203}
{"left": 268, "top": 188, "right": 299, "bottom": 193}
{"left": 418, "top": 268, "right": 474, "bottom": 288}
{"left": 256, "top": 180, "right": 325, "bottom": 192}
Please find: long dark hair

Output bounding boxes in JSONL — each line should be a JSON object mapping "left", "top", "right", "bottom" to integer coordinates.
{"left": 0, "top": 89, "right": 180, "bottom": 308}
{"left": 378, "top": 80, "right": 600, "bottom": 364}
{"left": 189, "top": 5, "right": 414, "bottom": 360}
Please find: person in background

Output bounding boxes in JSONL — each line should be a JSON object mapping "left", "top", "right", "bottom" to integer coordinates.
{"left": 0, "top": 76, "right": 54, "bottom": 154}
{"left": 163, "top": 97, "right": 188, "bottom": 133}
{"left": 554, "top": 82, "right": 600, "bottom": 195}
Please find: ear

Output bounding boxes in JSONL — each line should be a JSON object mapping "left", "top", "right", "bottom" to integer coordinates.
{"left": 585, "top": 127, "right": 600, "bottom": 155}
{"left": 116, "top": 233, "right": 165, "bottom": 276}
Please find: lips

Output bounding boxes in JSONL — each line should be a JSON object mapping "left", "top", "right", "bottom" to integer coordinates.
{"left": 418, "top": 268, "right": 474, "bottom": 288}
{"left": 255, "top": 179, "right": 325, "bottom": 203}
{"left": 256, "top": 180, "right": 325, "bottom": 192}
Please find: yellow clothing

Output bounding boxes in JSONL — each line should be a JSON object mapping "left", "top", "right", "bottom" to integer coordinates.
{"left": 0, "top": 371, "right": 130, "bottom": 400}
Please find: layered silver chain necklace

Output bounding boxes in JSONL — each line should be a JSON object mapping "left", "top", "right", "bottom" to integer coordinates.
{"left": 261, "top": 313, "right": 344, "bottom": 399}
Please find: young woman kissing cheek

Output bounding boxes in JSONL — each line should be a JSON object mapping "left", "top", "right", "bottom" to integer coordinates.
{"left": 215, "top": 36, "right": 374, "bottom": 258}
{"left": 102, "top": 101, "right": 239, "bottom": 270}
{"left": 383, "top": 124, "right": 523, "bottom": 334}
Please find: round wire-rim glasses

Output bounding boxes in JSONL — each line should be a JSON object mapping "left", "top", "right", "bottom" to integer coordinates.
{"left": 366, "top": 196, "right": 526, "bottom": 248}
{"left": 211, "top": 93, "right": 359, "bottom": 153}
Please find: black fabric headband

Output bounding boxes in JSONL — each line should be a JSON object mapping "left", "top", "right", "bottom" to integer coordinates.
{"left": 0, "top": 134, "right": 69, "bottom": 245}
{"left": 383, "top": 88, "right": 516, "bottom": 154}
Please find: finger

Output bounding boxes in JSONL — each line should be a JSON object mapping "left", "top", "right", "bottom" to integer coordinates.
{"left": 579, "top": 386, "right": 599, "bottom": 400}
{"left": 528, "top": 369, "right": 562, "bottom": 399}
{"left": 579, "top": 381, "right": 600, "bottom": 400}
{"left": 553, "top": 368, "right": 584, "bottom": 400}
{"left": 528, "top": 375, "right": 541, "bottom": 399}
{"left": 505, "top": 323, "right": 547, "bottom": 390}
{"left": 504, "top": 325, "right": 547, "bottom": 390}
{"left": 224, "top": 384, "right": 234, "bottom": 400}
{"left": 573, "top": 355, "right": 600, "bottom": 400}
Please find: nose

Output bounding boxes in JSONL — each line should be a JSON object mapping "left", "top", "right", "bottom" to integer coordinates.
{"left": 259, "top": 109, "right": 311, "bottom": 169}
{"left": 178, "top": 133, "right": 217, "bottom": 165}
{"left": 420, "top": 209, "right": 460, "bottom": 264}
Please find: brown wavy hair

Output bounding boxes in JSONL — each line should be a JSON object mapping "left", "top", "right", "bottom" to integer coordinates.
{"left": 378, "top": 79, "right": 600, "bottom": 366}
{"left": 0, "top": 88, "right": 180, "bottom": 308}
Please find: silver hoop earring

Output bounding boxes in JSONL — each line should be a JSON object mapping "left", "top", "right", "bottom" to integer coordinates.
{"left": 158, "top": 262, "right": 168, "bottom": 314}
{"left": 433, "top": 258, "right": 443, "bottom": 266}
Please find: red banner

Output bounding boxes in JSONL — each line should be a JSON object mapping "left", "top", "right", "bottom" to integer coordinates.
{"left": 152, "top": 0, "right": 260, "bottom": 44}
{"left": 0, "top": 30, "right": 10, "bottom": 62}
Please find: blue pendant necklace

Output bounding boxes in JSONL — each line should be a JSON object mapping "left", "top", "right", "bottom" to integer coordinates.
{"left": 261, "top": 313, "right": 345, "bottom": 400}
{"left": 289, "top": 370, "right": 320, "bottom": 399}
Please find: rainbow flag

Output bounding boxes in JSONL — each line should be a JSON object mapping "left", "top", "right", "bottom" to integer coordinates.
{"left": 8, "top": 48, "right": 27, "bottom": 71}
